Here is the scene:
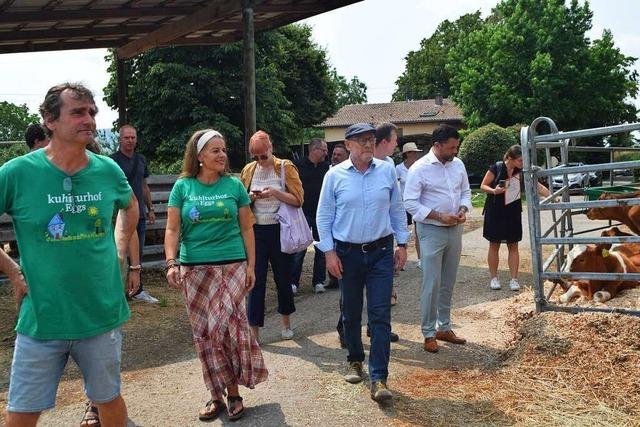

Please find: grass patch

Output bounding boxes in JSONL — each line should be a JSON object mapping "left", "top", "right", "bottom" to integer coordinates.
{"left": 471, "top": 190, "right": 486, "bottom": 208}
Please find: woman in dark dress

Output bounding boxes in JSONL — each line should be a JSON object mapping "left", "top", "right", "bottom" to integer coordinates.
{"left": 481, "top": 145, "right": 549, "bottom": 291}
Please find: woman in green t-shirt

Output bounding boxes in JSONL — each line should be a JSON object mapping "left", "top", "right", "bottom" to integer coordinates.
{"left": 165, "top": 129, "right": 267, "bottom": 422}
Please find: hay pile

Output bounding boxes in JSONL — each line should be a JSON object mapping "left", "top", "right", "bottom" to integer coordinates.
{"left": 394, "top": 310, "right": 640, "bottom": 426}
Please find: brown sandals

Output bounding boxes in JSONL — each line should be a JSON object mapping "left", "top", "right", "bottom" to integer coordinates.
{"left": 80, "top": 401, "right": 100, "bottom": 426}
{"left": 198, "top": 399, "right": 226, "bottom": 421}
{"left": 227, "top": 395, "right": 245, "bottom": 421}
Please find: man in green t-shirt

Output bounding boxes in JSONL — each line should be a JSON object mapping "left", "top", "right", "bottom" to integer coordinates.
{"left": 0, "top": 83, "right": 139, "bottom": 427}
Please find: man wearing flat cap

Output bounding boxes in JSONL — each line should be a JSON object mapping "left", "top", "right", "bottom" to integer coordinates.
{"left": 316, "top": 122, "right": 409, "bottom": 403}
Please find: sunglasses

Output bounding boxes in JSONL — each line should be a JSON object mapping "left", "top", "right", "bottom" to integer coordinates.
{"left": 252, "top": 154, "right": 269, "bottom": 161}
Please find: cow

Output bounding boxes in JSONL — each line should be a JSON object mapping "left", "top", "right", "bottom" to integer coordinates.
{"left": 586, "top": 190, "right": 640, "bottom": 234}
{"left": 600, "top": 226, "right": 633, "bottom": 238}
{"left": 559, "top": 242, "right": 640, "bottom": 303}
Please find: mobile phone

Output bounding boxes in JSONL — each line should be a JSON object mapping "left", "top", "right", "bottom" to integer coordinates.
{"left": 498, "top": 180, "right": 506, "bottom": 188}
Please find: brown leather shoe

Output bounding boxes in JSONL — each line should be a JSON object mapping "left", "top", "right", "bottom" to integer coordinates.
{"left": 423, "top": 337, "right": 438, "bottom": 353}
{"left": 435, "top": 330, "right": 466, "bottom": 344}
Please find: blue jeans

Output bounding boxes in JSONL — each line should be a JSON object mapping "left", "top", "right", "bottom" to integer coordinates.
{"left": 290, "top": 215, "right": 326, "bottom": 288}
{"left": 248, "top": 224, "right": 296, "bottom": 327}
{"left": 7, "top": 328, "right": 123, "bottom": 413}
{"left": 336, "top": 236, "right": 393, "bottom": 382}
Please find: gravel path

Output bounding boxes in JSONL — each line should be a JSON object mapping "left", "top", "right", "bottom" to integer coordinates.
{"left": 36, "top": 207, "right": 610, "bottom": 426}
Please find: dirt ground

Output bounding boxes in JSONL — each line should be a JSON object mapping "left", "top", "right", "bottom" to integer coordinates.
{"left": 1, "top": 210, "right": 639, "bottom": 426}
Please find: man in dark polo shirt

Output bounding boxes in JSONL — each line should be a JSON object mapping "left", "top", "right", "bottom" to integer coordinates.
{"left": 111, "top": 125, "right": 158, "bottom": 303}
{"left": 291, "top": 137, "right": 330, "bottom": 294}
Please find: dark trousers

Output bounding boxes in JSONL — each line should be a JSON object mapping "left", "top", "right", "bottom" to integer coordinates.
{"left": 336, "top": 236, "right": 393, "bottom": 382}
{"left": 290, "top": 215, "right": 326, "bottom": 288}
{"left": 131, "top": 217, "right": 146, "bottom": 295}
{"left": 248, "top": 223, "right": 296, "bottom": 327}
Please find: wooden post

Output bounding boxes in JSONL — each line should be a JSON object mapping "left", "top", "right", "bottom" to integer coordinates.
{"left": 117, "top": 57, "right": 127, "bottom": 127}
{"left": 242, "top": 0, "right": 256, "bottom": 163}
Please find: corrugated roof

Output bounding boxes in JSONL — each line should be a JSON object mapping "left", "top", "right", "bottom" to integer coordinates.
{"left": 320, "top": 98, "right": 464, "bottom": 127}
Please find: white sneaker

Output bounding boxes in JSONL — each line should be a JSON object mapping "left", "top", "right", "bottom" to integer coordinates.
{"left": 281, "top": 328, "right": 294, "bottom": 340}
{"left": 315, "top": 283, "right": 326, "bottom": 294}
{"left": 417, "top": 260, "right": 422, "bottom": 269}
{"left": 489, "top": 278, "right": 501, "bottom": 290}
{"left": 132, "top": 290, "right": 159, "bottom": 303}
{"left": 291, "top": 284, "right": 298, "bottom": 295}
{"left": 509, "top": 279, "right": 521, "bottom": 291}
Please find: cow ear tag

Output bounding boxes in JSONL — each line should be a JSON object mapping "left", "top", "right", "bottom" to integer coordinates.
{"left": 601, "top": 249, "right": 610, "bottom": 258}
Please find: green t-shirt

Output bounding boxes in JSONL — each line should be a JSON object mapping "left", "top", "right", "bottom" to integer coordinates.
{"left": 0, "top": 150, "right": 132, "bottom": 339}
{"left": 168, "top": 176, "right": 250, "bottom": 264}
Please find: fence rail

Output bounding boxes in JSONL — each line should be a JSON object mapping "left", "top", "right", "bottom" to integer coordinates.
{"left": 521, "top": 118, "right": 640, "bottom": 317}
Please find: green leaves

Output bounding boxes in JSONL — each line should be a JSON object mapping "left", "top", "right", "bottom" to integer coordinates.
{"left": 103, "top": 24, "right": 349, "bottom": 171}
{"left": 448, "top": 0, "right": 638, "bottom": 130}
{"left": 395, "top": 0, "right": 638, "bottom": 133}
{"left": 0, "top": 101, "right": 40, "bottom": 142}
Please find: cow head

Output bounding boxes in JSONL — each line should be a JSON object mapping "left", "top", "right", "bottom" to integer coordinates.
{"left": 568, "top": 243, "right": 613, "bottom": 273}
{"left": 586, "top": 193, "right": 617, "bottom": 220}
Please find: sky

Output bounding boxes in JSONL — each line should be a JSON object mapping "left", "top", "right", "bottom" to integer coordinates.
{"left": 0, "top": 0, "right": 638, "bottom": 130}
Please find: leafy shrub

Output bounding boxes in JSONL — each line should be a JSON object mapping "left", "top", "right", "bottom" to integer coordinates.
{"left": 0, "top": 144, "right": 28, "bottom": 166}
{"left": 458, "top": 123, "right": 515, "bottom": 185}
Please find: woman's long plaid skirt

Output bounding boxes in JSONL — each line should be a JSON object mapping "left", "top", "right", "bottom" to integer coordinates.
{"left": 181, "top": 262, "right": 268, "bottom": 399}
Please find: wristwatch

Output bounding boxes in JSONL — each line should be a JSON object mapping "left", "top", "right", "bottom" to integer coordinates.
{"left": 397, "top": 243, "right": 407, "bottom": 248}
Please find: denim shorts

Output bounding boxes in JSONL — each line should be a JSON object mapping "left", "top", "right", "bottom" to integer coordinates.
{"left": 7, "top": 327, "right": 123, "bottom": 413}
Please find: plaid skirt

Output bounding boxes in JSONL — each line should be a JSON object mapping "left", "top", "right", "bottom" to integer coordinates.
{"left": 181, "top": 262, "right": 268, "bottom": 399}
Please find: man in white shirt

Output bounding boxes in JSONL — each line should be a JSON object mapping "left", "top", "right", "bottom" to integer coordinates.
{"left": 404, "top": 124, "right": 472, "bottom": 353}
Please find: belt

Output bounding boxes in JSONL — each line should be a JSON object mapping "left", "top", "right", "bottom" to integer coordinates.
{"left": 335, "top": 235, "right": 392, "bottom": 253}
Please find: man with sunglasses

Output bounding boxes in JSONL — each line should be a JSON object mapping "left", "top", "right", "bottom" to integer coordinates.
{"left": 0, "top": 83, "right": 139, "bottom": 427}
{"left": 316, "top": 123, "right": 409, "bottom": 403}
{"left": 291, "top": 138, "right": 330, "bottom": 295}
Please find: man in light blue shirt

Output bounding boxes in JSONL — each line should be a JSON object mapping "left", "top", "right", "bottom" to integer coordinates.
{"left": 316, "top": 123, "right": 409, "bottom": 403}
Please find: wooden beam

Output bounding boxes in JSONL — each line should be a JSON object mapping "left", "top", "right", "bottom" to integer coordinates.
{"left": 0, "top": 0, "right": 16, "bottom": 13}
{"left": 0, "top": 38, "right": 125, "bottom": 54}
{"left": 0, "top": 25, "right": 158, "bottom": 43}
{"left": 116, "top": 0, "right": 250, "bottom": 59}
{"left": 117, "top": 58, "right": 127, "bottom": 128}
{"left": 164, "top": 34, "right": 240, "bottom": 46}
{"left": 0, "top": 6, "right": 199, "bottom": 24}
{"left": 242, "top": 0, "right": 256, "bottom": 163}
{"left": 254, "top": 3, "right": 326, "bottom": 14}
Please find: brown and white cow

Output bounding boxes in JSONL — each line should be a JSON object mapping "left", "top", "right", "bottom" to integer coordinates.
{"left": 559, "top": 242, "right": 640, "bottom": 303}
{"left": 586, "top": 190, "right": 640, "bottom": 234}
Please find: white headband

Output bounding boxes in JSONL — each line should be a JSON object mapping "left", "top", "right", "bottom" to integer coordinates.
{"left": 196, "top": 130, "right": 223, "bottom": 154}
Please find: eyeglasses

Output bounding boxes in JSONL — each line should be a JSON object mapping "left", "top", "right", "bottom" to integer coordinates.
{"left": 348, "top": 136, "right": 376, "bottom": 145}
{"left": 252, "top": 154, "right": 269, "bottom": 161}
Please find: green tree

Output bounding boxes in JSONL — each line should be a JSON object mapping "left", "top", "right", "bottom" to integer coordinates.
{"left": 331, "top": 69, "right": 367, "bottom": 108}
{"left": 448, "top": 0, "right": 638, "bottom": 130}
{"left": 392, "top": 11, "right": 483, "bottom": 101}
{"left": 104, "top": 24, "right": 344, "bottom": 169}
{"left": 0, "top": 101, "right": 40, "bottom": 142}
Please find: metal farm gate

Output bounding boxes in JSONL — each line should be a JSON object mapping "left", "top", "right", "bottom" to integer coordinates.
{"left": 520, "top": 117, "right": 640, "bottom": 316}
